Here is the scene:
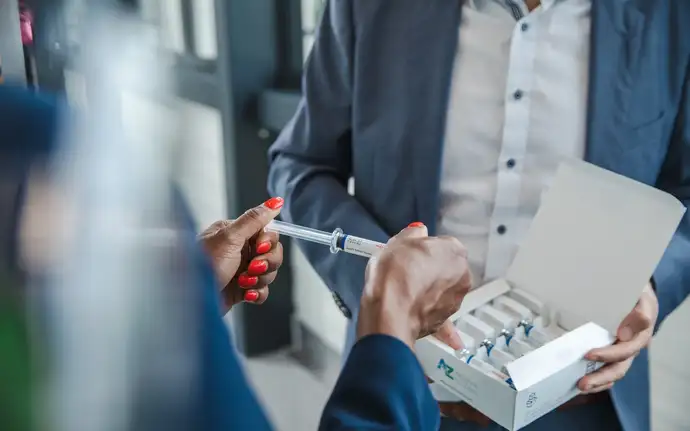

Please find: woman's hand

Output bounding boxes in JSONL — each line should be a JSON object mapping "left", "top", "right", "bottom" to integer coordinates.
{"left": 199, "top": 197, "right": 285, "bottom": 314}
{"left": 357, "top": 222, "right": 472, "bottom": 349}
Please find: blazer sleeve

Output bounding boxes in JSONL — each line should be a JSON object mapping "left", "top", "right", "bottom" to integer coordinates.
{"left": 267, "top": 0, "right": 389, "bottom": 318}
{"left": 653, "top": 55, "right": 690, "bottom": 330}
{"left": 319, "top": 335, "right": 440, "bottom": 431}
{"left": 176, "top": 190, "right": 273, "bottom": 431}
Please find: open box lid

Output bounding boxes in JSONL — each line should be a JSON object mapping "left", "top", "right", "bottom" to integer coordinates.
{"left": 505, "top": 160, "right": 685, "bottom": 334}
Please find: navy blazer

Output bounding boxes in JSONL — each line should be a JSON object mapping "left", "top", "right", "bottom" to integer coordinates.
{"left": 267, "top": 1, "right": 690, "bottom": 430}
{"left": 0, "top": 84, "right": 440, "bottom": 431}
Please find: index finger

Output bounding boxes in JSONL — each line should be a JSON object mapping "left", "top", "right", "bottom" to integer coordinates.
{"left": 392, "top": 222, "right": 429, "bottom": 241}
{"left": 585, "top": 339, "right": 643, "bottom": 363}
{"left": 434, "top": 320, "right": 463, "bottom": 350}
{"left": 586, "top": 296, "right": 655, "bottom": 363}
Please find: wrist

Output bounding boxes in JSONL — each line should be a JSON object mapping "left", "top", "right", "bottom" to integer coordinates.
{"left": 356, "top": 281, "right": 420, "bottom": 349}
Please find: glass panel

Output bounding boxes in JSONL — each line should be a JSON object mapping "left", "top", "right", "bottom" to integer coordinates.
{"left": 159, "top": 0, "right": 186, "bottom": 54}
{"left": 301, "top": 0, "right": 325, "bottom": 60}
{"left": 192, "top": 0, "right": 218, "bottom": 60}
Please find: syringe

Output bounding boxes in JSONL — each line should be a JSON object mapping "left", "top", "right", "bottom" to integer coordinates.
{"left": 265, "top": 220, "right": 386, "bottom": 258}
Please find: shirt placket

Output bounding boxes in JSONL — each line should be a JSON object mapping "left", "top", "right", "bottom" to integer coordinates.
{"left": 483, "top": 5, "right": 539, "bottom": 281}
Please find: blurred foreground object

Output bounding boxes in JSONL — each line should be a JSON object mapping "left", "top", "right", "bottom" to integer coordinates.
{"left": 19, "top": 3, "right": 196, "bottom": 431}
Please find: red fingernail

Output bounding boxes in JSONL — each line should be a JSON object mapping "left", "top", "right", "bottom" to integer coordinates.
{"left": 264, "top": 197, "right": 284, "bottom": 210}
{"left": 248, "top": 260, "right": 268, "bottom": 275}
{"left": 238, "top": 274, "right": 258, "bottom": 287}
{"left": 256, "top": 241, "right": 272, "bottom": 255}
{"left": 244, "top": 290, "right": 259, "bottom": 302}
{"left": 408, "top": 222, "right": 425, "bottom": 228}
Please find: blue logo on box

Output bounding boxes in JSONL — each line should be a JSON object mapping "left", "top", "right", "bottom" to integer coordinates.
{"left": 437, "top": 359, "right": 455, "bottom": 380}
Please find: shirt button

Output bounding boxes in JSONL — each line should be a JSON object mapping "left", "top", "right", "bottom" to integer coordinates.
{"left": 521, "top": 22, "right": 529, "bottom": 32}
{"left": 497, "top": 225, "right": 507, "bottom": 235}
{"left": 506, "top": 159, "right": 516, "bottom": 169}
{"left": 513, "top": 90, "right": 523, "bottom": 100}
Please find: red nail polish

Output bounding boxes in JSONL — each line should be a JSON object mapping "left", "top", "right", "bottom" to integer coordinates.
{"left": 244, "top": 290, "right": 259, "bottom": 302}
{"left": 264, "top": 197, "right": 284, "bottom": 210}
{"left": 238, "top": 274, "right": 258, "bottom": 287}
{"left": 256, "top": 241, "right": 272, "bottom": 255}
{"left": 248, "top": 260, "right": 268, "bottom": 275}
{"left": 408, "top": 222, "right": 425, "bottom": 228}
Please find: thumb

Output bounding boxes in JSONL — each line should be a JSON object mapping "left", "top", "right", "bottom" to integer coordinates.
{"left": 232, "top": 197, "right": 284, "bottom": 241}
{"left": 395, "top": 221, "right": 429, "bottom": 240}
{"left": 434, "top": 320, "right": 463, "bottom": 350}
{"left": 617, "top": 300, "right": 653, "bottom": 342}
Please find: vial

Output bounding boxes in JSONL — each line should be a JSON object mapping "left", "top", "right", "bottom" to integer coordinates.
{"left": 516, "top": 320, "right": 554, "bottom": 347}
{"left": 479, "top": 341, "right": 516, "bottom": 369}
{"left": 497, "top": 329, "right": 534, "bottom": 357}
{"left": 476, "top": 306, "right": 532, "bottom": 357}
{"left": 457, "top": 349, "right": 515, "bottom": 389}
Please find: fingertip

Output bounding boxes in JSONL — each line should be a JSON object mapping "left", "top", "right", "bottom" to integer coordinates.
{"left": 244, "top": 290, "right": 259, "bottom": 303}
{"left": 618, "top": 326, "right": 633, "bottom": 342}
{"left": 238, "top": 274, "right": 258, "bottom": 288}
{"left": 577, "top": 378, "right": 590, "bottom": 392}
{"left": 256, "top": 241, "right": 272, "bottom": 255}
{"left": 248, "top": 259, "right": 269, "bottom": 275}
{"left": 437, "top": 321, "right": 462, "bottom": 350}
{"left": 398, "top": 221, "right": 428, "bottom": 238}
{"left": 584, "top": 352, "right": 598, "bottom": 361}
{"left": 264, "top": 197, "right": 284, "bottom": 211}
{"left": 449, "top": 334, "right": 463, "bottom": 351}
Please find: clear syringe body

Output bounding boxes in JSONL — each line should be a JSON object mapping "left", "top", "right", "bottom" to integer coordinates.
{"left": 265, "top": 220, "right": 386, "bottom": 258}
{"left": 265, "top": 220, "right": 333, "bottom": 247}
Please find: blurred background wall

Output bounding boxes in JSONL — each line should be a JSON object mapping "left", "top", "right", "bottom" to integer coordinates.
{"left": 2, "top": 0, "right": 688, "bottom": 429}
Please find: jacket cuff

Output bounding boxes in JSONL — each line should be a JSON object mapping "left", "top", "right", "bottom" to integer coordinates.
{"left": 322, "top": 334, "right": 439, "bottom": 430}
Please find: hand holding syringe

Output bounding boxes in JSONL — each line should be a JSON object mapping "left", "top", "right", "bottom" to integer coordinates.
{"left": 265, "top": 220, "right": 386, "bottom": 258}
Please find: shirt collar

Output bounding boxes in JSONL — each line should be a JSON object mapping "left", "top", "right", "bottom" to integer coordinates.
{"left": 466, "top": 0, "right": 560, "bottom": 15}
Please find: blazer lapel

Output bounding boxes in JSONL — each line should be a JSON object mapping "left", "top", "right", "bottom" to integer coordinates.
{"left": 585, "top": 0, "right": 647, "bottom": 168}
{"left": 406, "top": 1, "right": 462, "bottom": 233}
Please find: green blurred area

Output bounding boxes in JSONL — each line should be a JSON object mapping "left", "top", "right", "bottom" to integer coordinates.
{"left": 0, "top": 279, "right": 33, "bottom": 431}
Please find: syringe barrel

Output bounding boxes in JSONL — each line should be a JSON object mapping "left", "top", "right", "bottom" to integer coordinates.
{"left": 333, "top": 231, "right": 386, "bottom": 257}
{"left": 265, "top": 220, "right": 333, "bottom": 247}
{"left": 265, "top": 220, "right": 386, "bottom": 258}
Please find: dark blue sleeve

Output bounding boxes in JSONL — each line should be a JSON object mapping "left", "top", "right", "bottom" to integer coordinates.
{"left": 199, "top": 264, "right": 274, "bottom": 431}
{"left": 319, "top": 335, "right": 440, "bottom": 431}
{"left": 183, "top": 203, "right": 273, "bottom": 431}
{"left": 0, "top": 85, "right": 61, "bottom": 162}
{"left": 653, "top": 55, "right": 690, "bottom": 330}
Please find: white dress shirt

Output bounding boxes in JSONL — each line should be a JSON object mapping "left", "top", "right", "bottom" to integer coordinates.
{"left": 437, "top": 0, "right": 591, "bottom": 284}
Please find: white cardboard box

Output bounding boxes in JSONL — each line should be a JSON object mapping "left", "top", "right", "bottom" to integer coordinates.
{"left": 415, "top": 160, "right": 686, "bottom": 430}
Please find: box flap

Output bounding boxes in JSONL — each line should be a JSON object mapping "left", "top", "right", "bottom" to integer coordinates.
{"left": 506, "top": 160, "right": 685, "bottom": 333}
{"left": 505, "top": 323, "right": 613, "bottom": 390}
